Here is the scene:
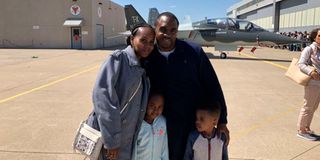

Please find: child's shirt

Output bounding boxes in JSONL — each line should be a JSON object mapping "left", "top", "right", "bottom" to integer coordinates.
{"left": 184, "top": 129, "right": 228, "bottom": 160}
{"left": 133, "top": 115, "right": 169, "bottom": 160}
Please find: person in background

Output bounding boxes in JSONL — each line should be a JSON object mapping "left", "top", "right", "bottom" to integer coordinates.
{"left": 87, "top": 23, "right": 155, "bottom": 160}
{"left": 297, "top": 27, "right": 320, "bottom": 141}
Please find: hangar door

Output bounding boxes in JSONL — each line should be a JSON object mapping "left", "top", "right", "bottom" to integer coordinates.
{"left": 96, "top": 24, "right": 104, "bottom": 48}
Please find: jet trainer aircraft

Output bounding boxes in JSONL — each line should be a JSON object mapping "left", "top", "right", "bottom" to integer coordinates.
{"left": 124, "top": 5, "right": 302, "bottom": 59}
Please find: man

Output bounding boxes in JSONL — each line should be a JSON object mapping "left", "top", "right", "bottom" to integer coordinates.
{"left": 144, "top": 12, "right": 229, "bottom": 160}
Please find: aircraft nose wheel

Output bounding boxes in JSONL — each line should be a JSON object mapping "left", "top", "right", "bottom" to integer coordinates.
{"left": 220, "top": 52, "right": 227, "bottom": 59}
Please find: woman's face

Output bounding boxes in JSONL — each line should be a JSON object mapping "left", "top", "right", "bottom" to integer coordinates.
{"left": 315, "top": 30, "right": 320, "bottom": 44}
{"left": 131, "top": 27, "right": 155, "bottom": 59}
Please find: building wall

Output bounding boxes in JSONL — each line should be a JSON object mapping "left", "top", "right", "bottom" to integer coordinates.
{"left": 279, "top": 0, "right": 320, "bottom": 32}
{"left": 238, "top": 5, "right": 274, "bottom": 30}
{"left": 238, "top": 5, "right": 273, "bottom": 20}
{"left": 92, "top": 0, "right": 126, "bottom": 48}
{"left": 0, "top": 0, "right": 126, "bottom": 49}
{"left": 228, "top": 0, "right": 320, "bottom": 33}
{"left": 0, "top": 3, "right": 4, "bottom": 47}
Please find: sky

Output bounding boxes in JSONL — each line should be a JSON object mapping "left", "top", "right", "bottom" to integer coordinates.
{"left": 112, "top": 0, "right": 241, "bottom": 24}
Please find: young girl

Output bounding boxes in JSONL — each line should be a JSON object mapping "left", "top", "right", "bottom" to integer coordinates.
{"left": 133, "top": 91, "right": 169, "bottom": 160}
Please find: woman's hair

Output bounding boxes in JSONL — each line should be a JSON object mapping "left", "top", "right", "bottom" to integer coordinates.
{"left": 309, "top": 28, "right": 320, "bottom": 42}
{"left": 126, "top": 23, "right": 155, "bottom": 45}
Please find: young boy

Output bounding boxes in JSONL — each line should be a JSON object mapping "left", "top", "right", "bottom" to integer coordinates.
{"left": 184, "top": 101, "right": 228, "bottom": 160}
{"left": 133, "top": 91, "right": 169, "bottom": 160}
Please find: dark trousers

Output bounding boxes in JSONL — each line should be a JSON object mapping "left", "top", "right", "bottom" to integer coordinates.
{"left": 166, "top": 117, "right": 194, "bottom": 160}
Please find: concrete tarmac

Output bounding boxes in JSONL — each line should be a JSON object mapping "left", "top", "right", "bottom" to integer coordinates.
{"left": 0, "top": 47, "right": 320, "bottom": 160}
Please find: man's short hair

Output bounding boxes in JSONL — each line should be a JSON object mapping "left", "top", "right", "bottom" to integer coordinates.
{"left": 155, "top": 12, "right": 179, "bottom": 26}
{"left": 197, "top": 101, "right": 221, "bottom": 117}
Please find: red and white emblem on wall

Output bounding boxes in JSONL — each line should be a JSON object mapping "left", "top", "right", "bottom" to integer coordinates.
{"left": 70, "top": 4, "right": 80, "bottom": 16}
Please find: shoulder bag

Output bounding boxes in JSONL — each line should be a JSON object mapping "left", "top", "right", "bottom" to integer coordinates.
{"left": 72, "top": 79, "right": 142, "bottom": 160}
{"left": 285, "top": 58, "right": 312, "bottom": 86}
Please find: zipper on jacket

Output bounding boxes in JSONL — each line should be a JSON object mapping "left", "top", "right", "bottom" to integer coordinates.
{"left": 151, "top": 125, "right": 154, "bottom": 159}
{"left": 208, "top": 138, "right": 211, "bottom": 160}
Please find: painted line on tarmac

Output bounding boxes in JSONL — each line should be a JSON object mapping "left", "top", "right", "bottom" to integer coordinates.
{"left": 232, "top": 107, "right": 296, "bottom": 141}
{"left": 0, "top": 149, "right": 78, "bottom": 155}
{"left": 289, "top": 143, "right": 320, "bottom": 160}
{"left": 0, "top": 65, "right": 100, "bottom": 104}
{"left": 232, "top": 53, "right": 292, "bottom": 141}
{"left": 240, "top": 53, "right": 288, "bottom": 70}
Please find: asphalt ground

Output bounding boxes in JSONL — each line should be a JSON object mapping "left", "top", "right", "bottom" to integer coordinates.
{"left": 0, "top": 47, "right": 320, "bottom": 160}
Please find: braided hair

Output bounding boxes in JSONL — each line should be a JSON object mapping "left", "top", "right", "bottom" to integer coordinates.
{"left": 126, "top": 23, "right": 155, "bottom": 45}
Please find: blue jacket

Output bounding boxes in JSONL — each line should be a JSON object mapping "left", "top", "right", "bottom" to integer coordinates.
{"left": 144, "top": 39, "right": 227, "bottom": 159}
{"left": 133, "top": 115, "right": 169, "bottom": 160}
{"left": 184, "top": 130, "right": 228, "bottom": 160}
{"left": 87, "top": 46, "right": 150, "bottom": 160}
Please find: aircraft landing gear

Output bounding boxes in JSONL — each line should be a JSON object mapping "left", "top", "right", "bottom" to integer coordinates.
{"left": 220, "top": 52, "right": 227, "bottom": 59}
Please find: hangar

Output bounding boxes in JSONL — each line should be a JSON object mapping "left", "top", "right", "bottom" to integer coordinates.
{"left": 0, "top": 0, "right": 126, "bottom": 49}
{"left": 227, "top": 0, "right": 320, "bottom": 32}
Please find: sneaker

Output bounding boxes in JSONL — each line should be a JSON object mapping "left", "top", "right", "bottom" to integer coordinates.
{"left": 297, "top": 132, "right": 318, "bottom": 141}
{"left": 306, "top": 130, "right": 320, "bottom": 139}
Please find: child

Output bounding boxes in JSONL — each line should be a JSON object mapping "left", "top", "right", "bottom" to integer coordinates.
{"left": 184, "top": 101, "right": 228, "bottom": 160}
{"left": 133, "top": 91, "right": 169, "bottom": 160}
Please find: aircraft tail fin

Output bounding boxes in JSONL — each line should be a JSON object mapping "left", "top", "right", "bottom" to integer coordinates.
{"left": 124, "top": 4, "right": 147, "bottom": 31}
{"left": 148, "top": 8, "right": 159, "bottom": 27}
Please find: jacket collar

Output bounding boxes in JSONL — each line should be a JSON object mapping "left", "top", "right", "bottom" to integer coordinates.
{"left": 200, "top": 128, "right": 218, "bottom": 139}
{"left": 123, "top": 45, "right": 140, "bottom": 66}
{"left": 153, "top": 39, "right": 184, "bottom": 57}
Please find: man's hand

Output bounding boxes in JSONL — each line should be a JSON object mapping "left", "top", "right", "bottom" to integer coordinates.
{"left": 105, "top": 148, "right": 119, "bottom": 160}
{"left": 217, "top": 124, "right": 230, "bottom": 146}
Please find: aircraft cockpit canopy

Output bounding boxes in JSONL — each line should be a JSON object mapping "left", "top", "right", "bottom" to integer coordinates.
{"left": 232, "top": 19, "right": 266, "bottom": 32}
{"left": 193, "top": 18, "right": 267, "bottom": 32}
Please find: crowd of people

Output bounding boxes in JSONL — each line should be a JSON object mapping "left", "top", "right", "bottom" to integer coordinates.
{"left": 277, "top": 31, "right": 311, "bottom": 51}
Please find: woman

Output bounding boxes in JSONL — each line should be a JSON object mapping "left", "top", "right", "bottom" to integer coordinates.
{"left": 87, "top": 23, "right": 155, "bottom": 159}
{"left": 297, "top": 28, "right": 320, "bottom": 141}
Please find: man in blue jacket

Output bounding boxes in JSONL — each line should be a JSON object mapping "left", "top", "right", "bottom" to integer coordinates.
{"left": 144, "top": 12, "right": 230, "bottom": 160}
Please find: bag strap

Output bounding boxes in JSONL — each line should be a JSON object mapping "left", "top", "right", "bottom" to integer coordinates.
{"left": 120, "top": 78, "right": 142, "bottom": 114}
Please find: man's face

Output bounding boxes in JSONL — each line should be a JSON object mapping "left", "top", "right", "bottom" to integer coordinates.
{"left": 155, "top": 15, "right": 178, "bottom": 52}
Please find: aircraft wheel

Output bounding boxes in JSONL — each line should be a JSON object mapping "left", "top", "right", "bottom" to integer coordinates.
{"left": 220, "top": 52, "right": 227, "bottom": 59}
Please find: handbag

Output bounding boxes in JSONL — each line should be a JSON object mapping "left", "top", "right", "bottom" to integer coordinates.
{"left": 285, "top": 58, "right": 312, "bottom": 86}
{"left": 73, "top": 121, "right": 103, "bottom": 160}
{"left": 73, "top": 79, "right": 142, "bottom": 160}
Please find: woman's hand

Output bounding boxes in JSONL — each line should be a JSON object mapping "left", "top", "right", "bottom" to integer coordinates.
{"left": 310, "top": 70, "right": 320, "bottom": 80}
{"left": 105, "top": 148, "right": 119, "bottom": 160}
